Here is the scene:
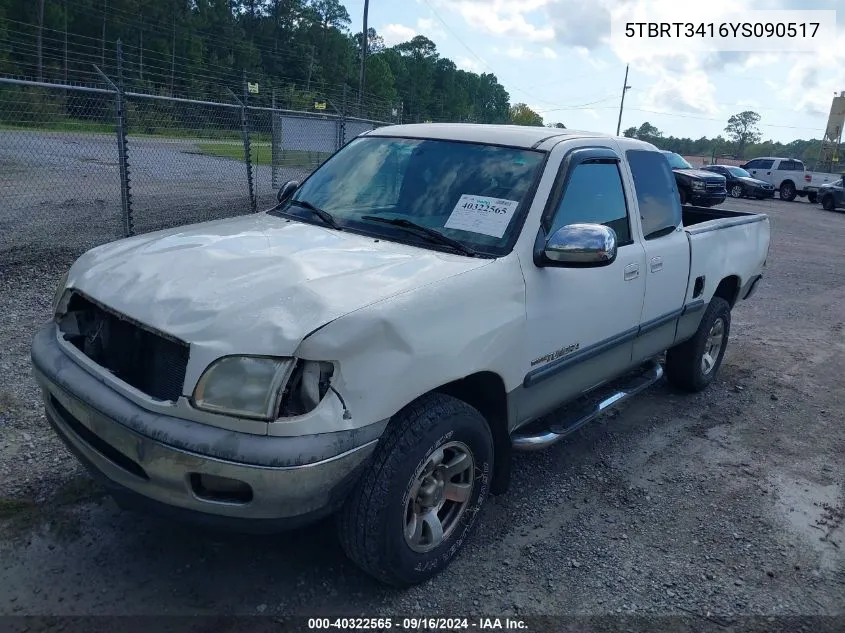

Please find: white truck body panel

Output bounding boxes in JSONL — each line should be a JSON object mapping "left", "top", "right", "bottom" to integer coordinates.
{"left": 35, "top": 123, "right": 771, "bottom": 541}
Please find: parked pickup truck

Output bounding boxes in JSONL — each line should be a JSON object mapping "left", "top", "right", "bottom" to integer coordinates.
{"left": 660, "top": 150, "right": 727, "bottom": 207}
{"left": 32, "top": 124, "right": 771, "bottom": 587}
{"left": 740, "top": 156, "right": 839, "bottom": 202}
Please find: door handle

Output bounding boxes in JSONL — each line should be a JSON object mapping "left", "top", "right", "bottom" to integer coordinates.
{"left": 650, "top": 257, "right": 663, "bottom": 273}
{"left": 624, "top": 263, "right": 639, "bottom": 281}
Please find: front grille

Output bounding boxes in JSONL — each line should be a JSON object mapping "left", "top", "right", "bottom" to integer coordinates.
{"left": 705, "top": 182, "right": 725, "bottom": 192}
{"left": 59, "top": 292, "right": 189, "bottom": 402}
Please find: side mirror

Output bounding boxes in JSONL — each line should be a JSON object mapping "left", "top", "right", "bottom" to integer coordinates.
{"left": 538, "top": 223, "right": 618, "bottom": 268}
{"left": 277, "top": 180, "right": 300, "bottom": 204}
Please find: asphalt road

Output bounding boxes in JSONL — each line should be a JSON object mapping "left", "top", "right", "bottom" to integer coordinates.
{"left": 0, "top": 130, "right": 299, "bottom": 263}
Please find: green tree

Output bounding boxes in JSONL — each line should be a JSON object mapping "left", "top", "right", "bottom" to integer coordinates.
{"left": 725, "top": 110, "right": 762, "bottom": 158}
{"left": 509, "top": 103, "right": 543, "bottom": 126}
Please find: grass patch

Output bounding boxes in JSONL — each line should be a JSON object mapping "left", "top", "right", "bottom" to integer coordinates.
{"left": 196, "top": 142, "right": 329, "bottom": 168}
{"left": 0, "top": 121, "right": 272, "bottom": 143}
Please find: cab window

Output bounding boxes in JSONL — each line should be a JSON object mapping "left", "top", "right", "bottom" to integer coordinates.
{"left": 548, "top": 160, "right": 632, "bottom": 245}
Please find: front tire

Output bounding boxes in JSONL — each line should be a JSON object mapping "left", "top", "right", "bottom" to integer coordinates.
{"left": 665, "top": 297, "right": 731, "bottom": 393}
{"left": 822, "top": 194, "right": 835, "bottom": 211}
{"left": 337, "top": 393, "right": 493, "bottom": 587}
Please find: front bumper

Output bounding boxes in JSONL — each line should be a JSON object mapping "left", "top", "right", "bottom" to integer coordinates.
{"left": 691, "top": 191, "right": 727, "bottom": 207}
{"left": 31, "top": 323, "right": 381, "bottom": 532}
{"left": 751, "top": 187, "right": 775, "bottom": 199}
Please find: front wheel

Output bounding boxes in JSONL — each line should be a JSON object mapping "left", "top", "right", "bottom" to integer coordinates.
{"left": 337, "top": 393, "right": 493, "bottom": 587}
{"left": 665, "top": 297, "right": 731, "bottom": 393}
{"left": 822, "top": 194, "right": 836, "bottom": 211}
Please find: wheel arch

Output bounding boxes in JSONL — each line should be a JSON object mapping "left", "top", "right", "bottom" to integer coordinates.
{"left": 713, "top": 275, "right": 741, "bottom": 308}
{"left": 432, "top": 371, "right": 513, "bottom": 496}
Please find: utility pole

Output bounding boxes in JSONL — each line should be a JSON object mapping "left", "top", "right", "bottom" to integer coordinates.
{"left": 357, "top": 0, "right": 369, "bottom": 114}
{"left": 615, "top": 64, "right": 631, "bottom": 136}
{"left": 63, "top": 0, "right": 68, "bottom": 84}
{"left": 306, "top": 45, "right": 315, "bottom": 92}
{"left": 37, "top": 0, "right": 45, "bottom": 82}
{"left": 101, "top": 0, "right": 108, "bottom": 68}
{"left": 169, "top": 15, "right": 176, "bottom": 96}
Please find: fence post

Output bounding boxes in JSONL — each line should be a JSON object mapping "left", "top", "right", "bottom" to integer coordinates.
{"left": 94, "top": 40, "right": 134, "bottom": 237}
{"left": 271, "top": 88, "right": 278, "bottom": 189}
{"left": 228, "top": 73, "right": 256, "bottom": 213}
{"left": 337, "top": 84, "right": 348, "bottom": 150}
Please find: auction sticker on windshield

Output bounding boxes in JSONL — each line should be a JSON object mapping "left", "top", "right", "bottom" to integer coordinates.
{"left": 444, "top": 194, "right": 520, "bottom": 238}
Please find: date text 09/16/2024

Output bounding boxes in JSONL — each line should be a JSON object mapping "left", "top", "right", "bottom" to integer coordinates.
{"left": 307, "top": 618, "right": 528, "bottom": 630}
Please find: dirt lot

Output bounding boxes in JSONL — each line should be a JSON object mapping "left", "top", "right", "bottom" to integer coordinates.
{"left": 0, "top": 195, "right": 843, "bottom": 619}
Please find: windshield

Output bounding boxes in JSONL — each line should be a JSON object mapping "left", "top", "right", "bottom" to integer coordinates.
{"left": 276, "top": 136, "right": 545, "bottom": 256}
{"left": 664, "top": 152, "right": 692, "bottom": 170}
{"left": 727, "top": 167, "right": 751, "bottom": 178}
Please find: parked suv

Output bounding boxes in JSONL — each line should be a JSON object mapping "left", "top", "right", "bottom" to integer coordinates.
{"left": 661, "top": 151, "right": 727, "bottom": 207}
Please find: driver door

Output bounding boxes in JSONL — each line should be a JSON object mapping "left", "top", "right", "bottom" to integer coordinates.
{"left": 518, "top": 147, "right": 646, "bottom": 424}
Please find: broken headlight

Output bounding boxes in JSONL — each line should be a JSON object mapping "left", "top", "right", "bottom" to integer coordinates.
{"left": 277, "top": 360, "right": 335, "bottom": 418}
{"left": 193, "top": 356, "right": 294, "bottom": 420}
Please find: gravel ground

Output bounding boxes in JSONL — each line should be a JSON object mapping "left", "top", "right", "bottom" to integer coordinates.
{"left": 0, "top": 193, "right": 843, "bottom": 621}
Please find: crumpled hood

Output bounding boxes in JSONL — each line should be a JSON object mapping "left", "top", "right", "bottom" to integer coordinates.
{"left": 67, "top": 213, "right": 491, "bottom": 356}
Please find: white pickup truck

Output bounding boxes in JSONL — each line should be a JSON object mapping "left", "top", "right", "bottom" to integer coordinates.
{"left": 32, "top": 123, "right": 771, "bottom": 587}
{"left": 740, "top": 156, "right": 839, "bottom": 202}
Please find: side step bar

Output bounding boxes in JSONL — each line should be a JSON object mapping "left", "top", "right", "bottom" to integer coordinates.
{"left": 511, "top": 360, "right": 664, "bottom": 452}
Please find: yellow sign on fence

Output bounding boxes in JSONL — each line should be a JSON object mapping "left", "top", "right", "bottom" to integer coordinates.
{"left": 247, "top": 82, "right": 259, "bottom": 94}
{"left": 314, "top": 101, "right": 327, "bottom": 110}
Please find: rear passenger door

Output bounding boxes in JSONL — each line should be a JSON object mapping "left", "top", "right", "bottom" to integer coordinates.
{"left": 745, "top": 159, "right": 775, "bottom": 184}
{"left": 624, "top": 149, "right": 692, "bottom": 364}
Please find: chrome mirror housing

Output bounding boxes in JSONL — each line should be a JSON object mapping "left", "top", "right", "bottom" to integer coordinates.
{"left": 541, "top": 223, "right": 618, "bottom": 267}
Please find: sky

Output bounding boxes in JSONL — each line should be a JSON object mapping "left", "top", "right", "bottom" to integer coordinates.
{"left": 341, "top": 0, "right": 845, "bottom": 143}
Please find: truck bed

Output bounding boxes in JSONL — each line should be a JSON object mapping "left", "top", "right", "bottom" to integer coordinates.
{"left": 679, "top": 204, "right": 770, "bottom": 323}
{"left": 682, "top": 205, "right": 767, "bottom": 234}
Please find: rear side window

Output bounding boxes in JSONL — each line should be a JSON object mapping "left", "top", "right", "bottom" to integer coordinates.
{"left": 626, "top": 150, "right": 682, "bottom": 241}
{"left": 549, "top": 161, "right": 632, "bottom": 245}
{"left": 778, "top": 160, "right": 803, "bottom": 171}
{"left": 749, "top": 159, "right": 774, "bottom": 169}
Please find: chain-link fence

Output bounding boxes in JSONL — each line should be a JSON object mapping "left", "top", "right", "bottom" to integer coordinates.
{"left": 0, "top": 60, "right": 390, "bottom": 272}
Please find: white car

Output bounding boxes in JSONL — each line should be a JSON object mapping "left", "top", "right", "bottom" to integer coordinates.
{"left": 32, "top": 123, "right": 771, "bottom": 586}
{"left": 740, "top": 156, "right": 839, "bottom": 202}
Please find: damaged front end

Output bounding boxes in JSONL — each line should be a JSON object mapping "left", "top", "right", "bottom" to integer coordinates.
{"left": 57, "top": 291, "right": 190, "bottom": 403}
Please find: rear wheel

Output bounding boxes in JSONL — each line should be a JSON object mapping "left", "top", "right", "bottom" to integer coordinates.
{"left": 730, "top": 184, "right": 743, "bottom": 198}
{"left": 337, "top": 393, "right": 493, "bottom": 587}
{"left": 665, "top": 297, "right": 731, "bottom": 393}
{"left": 822, "top": 194, "right": 836, "bottom": 211}
{"left": 807, "top": 193, "right": 817, "bottom": 204}
{"left": 780, "top": 180, "right": 796, "bottom": 201}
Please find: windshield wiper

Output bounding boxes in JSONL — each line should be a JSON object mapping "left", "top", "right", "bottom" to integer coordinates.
{"left": 286, "top": 199, "right": 341, "bottom": 229}
{"left": 360, "top": 215, "right": 479, "bottom": 257}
